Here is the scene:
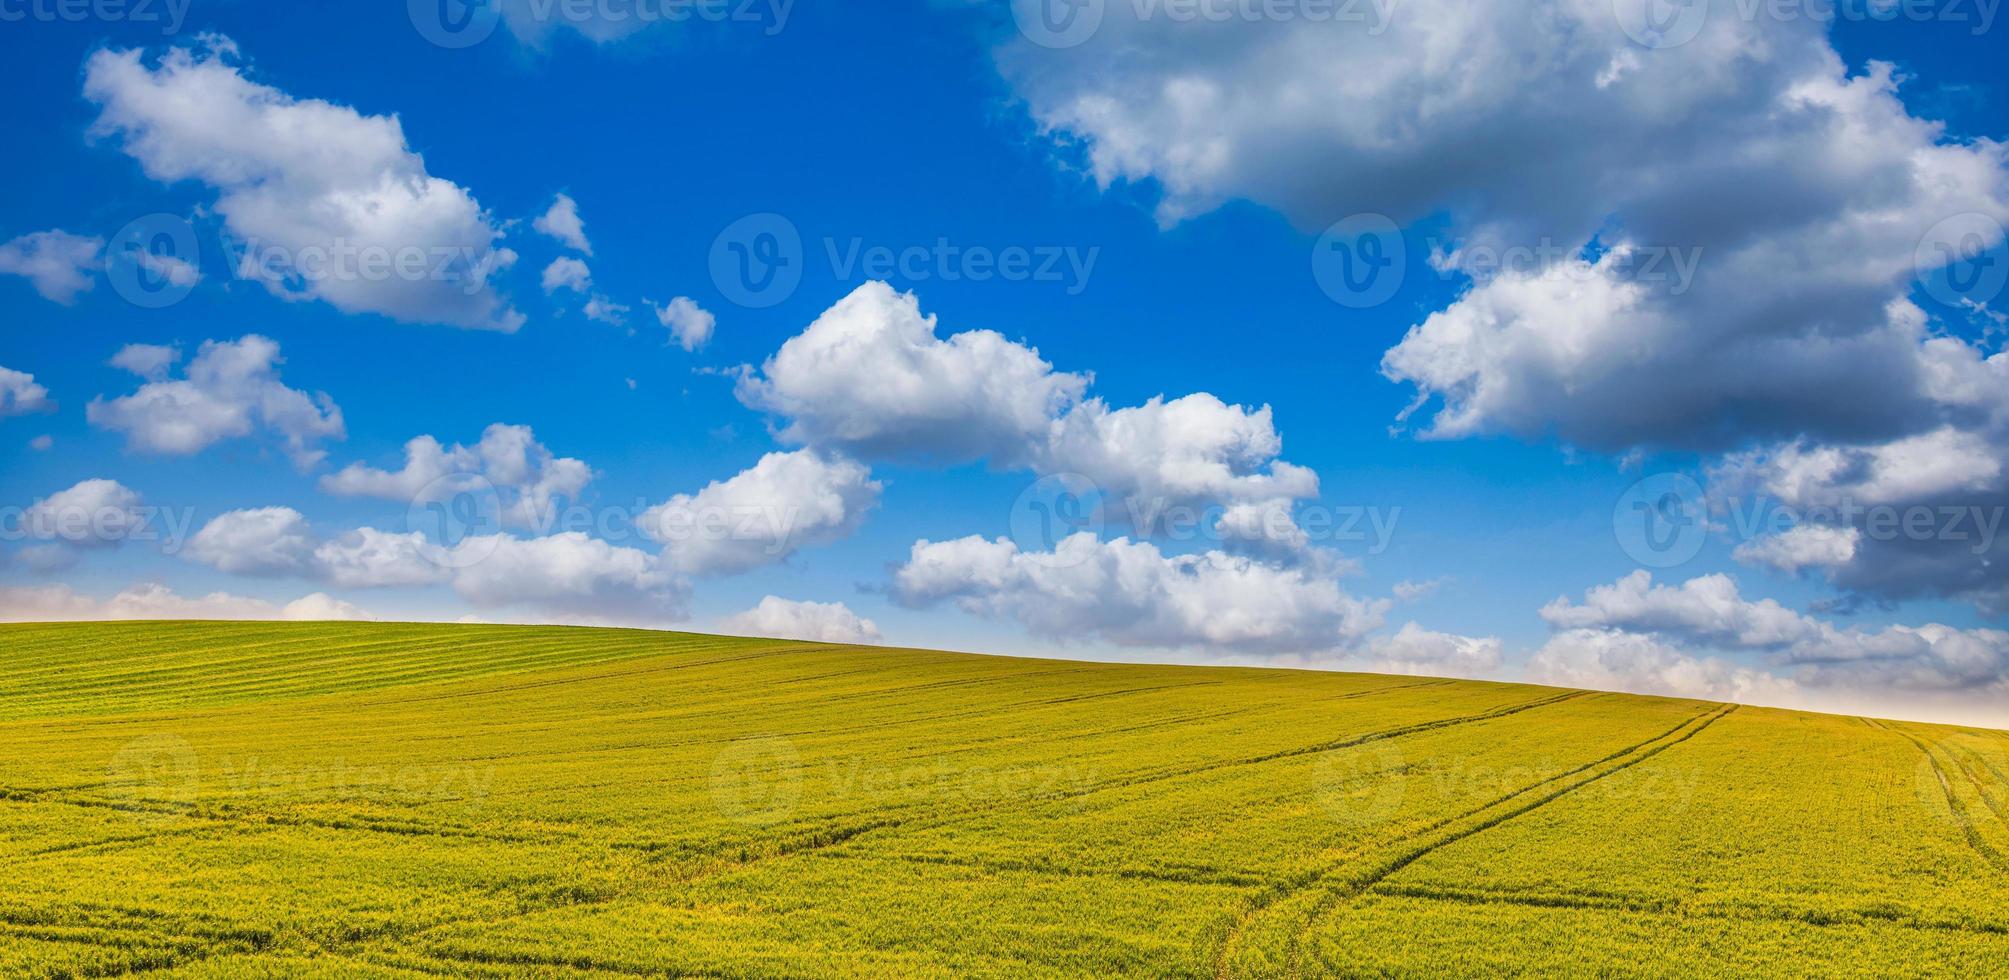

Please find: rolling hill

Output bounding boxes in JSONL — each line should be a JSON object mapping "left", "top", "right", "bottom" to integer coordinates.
{"left": 1, "top": 620, "right": 2005, "bottom": 977}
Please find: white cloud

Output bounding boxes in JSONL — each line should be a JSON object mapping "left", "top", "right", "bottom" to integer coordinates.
{"left": 1364, "top": 622, "right": 1503, "bottom": 677}
{"left": 320, "top": 424, "right": 592, "bottom": 530}
{"left": 650, "top": 296, "right": 715, "bottom": 351}
{"left": 1041, "top": 392, "right": 1320, "bottom": 551}
{"left": 1536, "top": 572, "right": 2009, "bottom": 705}
{"left": 445, "top": 531, "right": 683, "bottom": 620}
{"left": 311, "top": 528, "right": 452, "bottom": 589}
{"left": 84, "top": 39, "right": 522, "bottom": 330}
{"left": 582, "top": 294, "right": 630, "bottom": 325}
{"left": 1714, "top": 425, "right": 2005, "bottom": 511}
{"left": 995, "top": 1, "right": 2009, "bottom": 617}
{"left": 1733, "top": 525, "right": 1861, "bottom": 575}
{"left": 1527, "top": 628, "right": 1800, "bottom": 704}
{"left": 16, "top": 479, "right": 147, "bottom": 550}
{"left": 176, "top": 507, "right": 678, "bottom": 624}
{"left": 0, "top": 582, "right": 373, "bottom": 623}
{"left": 497, "top": 0, "right": 656, "bottom": 46}
{"left": 0, "top": 366, "right": 52, "bottom": 417}
{"left": 721, "top": 596, "right": 882, "bottom": 644}
{"left": 643, "top": 449, "right": 880, "bottom": 576}
{"left": 532, "top": 193, "right": 592, "bottom": 254}
{"left": 1392, "top": 577, "right": 1449, "bottom": 602}
{"left": 1709, "top": 408, "right": 2009, "bottom": 611}
{"left": 87, "top": 335, "right": 344, "bottom": 469}
{"left": 280, "top": 592, "right": 373, "bottom": 621}
{"left": 892, "top": 532, "right": 1386, "bottom": 655}
{"left": 0, "top": 230, "right": 99, "bottom": 305}
{"left": 739, "top": 282, "right": 1327, "bottom": 560}
{"left": 736, "top": 281, "right": 1089, "bottom": 464}
{"left": 542, "top": 256, "right": 592, "bottom": 294}
{"left": 28, "top": 435, "right": 52, "bottom": 452}
{"left": 0, "top": 230, "right": 101, "bottom": 304}
{"left": 1540, "top": 570, "right": 1818, "bottom": 649}
{"left": 109, "top": 343, "right": 178, "bottom": 380}
{"left": 183, "top": 507, "right": 317, "bottom": 575}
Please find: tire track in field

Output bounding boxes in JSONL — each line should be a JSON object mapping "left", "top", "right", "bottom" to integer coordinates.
{"left": 1212, "top": 702, "right": 1737, "bottom": 979}
{"left": 1872, "top": 719, "right": 2009, "bottom": 873}
{"left": 1369, "top": 881, "right": 2009, "bottom": 939}
{"left": 316, "top": 688, "right": 1601, "bottom": 974}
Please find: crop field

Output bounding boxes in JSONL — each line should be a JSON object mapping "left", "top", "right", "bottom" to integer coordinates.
{"left": 1, "top": 621, "right": 2007, "bottom": 977}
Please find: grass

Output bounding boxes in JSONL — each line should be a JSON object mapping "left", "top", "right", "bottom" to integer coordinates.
{"left": 0, "top": 620, "right": 2005, "bottom": 977}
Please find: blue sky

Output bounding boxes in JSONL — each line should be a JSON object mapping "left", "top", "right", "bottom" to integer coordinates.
{"left": 1, "top": 0, "right": 2006, "bottom": 726}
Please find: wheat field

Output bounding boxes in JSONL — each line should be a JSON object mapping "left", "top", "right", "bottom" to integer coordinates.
{"left": 1, "top": 620, "right": 2005, "bottom": 977}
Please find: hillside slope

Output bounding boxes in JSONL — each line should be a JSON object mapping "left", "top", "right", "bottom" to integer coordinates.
{"left": 0, "top": 621, "right": 2005, "bottom": 977}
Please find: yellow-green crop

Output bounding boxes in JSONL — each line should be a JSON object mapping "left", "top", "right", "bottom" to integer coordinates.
{"left": 1, "top": 621, "right": 2005, "bottom": 977}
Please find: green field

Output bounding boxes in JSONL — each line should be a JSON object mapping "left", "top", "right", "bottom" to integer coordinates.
{"left": 2, "top": 621, "right": 2006, "bottom": 977}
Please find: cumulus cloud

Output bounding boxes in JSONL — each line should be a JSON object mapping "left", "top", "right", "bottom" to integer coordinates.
{"left": 721, "top": 596, "right": 882, "bottom": 644}
{"left": 542, "top": 256, "right": 592, "bottom": 294}
{"left": 88, "top": 335, "right": 343, "bottom": 469}
{"left": 1041, "top": 392, "right": 1320, "bottom": 553}
{"left": 1540, "top": 570, "right": 1818, "bottom": 649}
{"left": 1363, "top": 623, "right": 1504, "bottom": 677}
{"left": 183, "top": 507, "right": 317, "bottom": 575}
{"left": 736, "top": 281, "right": 1089, "bottom": 464}
{"left": 0, "top": 366, "right": 52, "bottom": 417}
{"left": 738, "top": 282, "right": 1326, "bottom": 558}
{"left": 1535, "top": 572, "right": 2009, "bottom": 714}
{"left": 179, "top": 506, "right": 681, "bottom": 623}
{"left": 1709, "top": 410, "right": 2009, "bottom": 611}
{"left": 10, "top": 480, "right": 151, "bottom": 564}
{"left": 643, "top": 449, "right": 881, "bottom": 576}
{"left": 310, "top": 528, "right": 452, "bottom": 589}
{"left": 1527, "top": 628, "right": 1800, "bottom": 704}
{"left": 892, "top": 532, "right": 1386, "bottom": 655}
{"left": 533, "top": 193, "right": 592, "bottom": 254}
{"left": 0, "top": 229, "right": 101, "bottom": 304}
{"left": 650, "top": 296, "right": 715, "bottom": 351}
{"left": 446, "top": 531, "right": 683, "bottom": 620}
{"left": 0, "top": 582, "right": 373, "bottom": 623}
{"left": 1733, "top": 524, "right": 1861, "bottom": 575}
{"left": 84, "top": 39, "right": 522, "bottom": 330}
{"left": 995, "top": 0, "right": 2009, "bottom": 616}
{"left": 108, "top": 343, "right": 178, "bottom": 380}
{"left": 320, "top": 424, "right": 592, "bottom": 530}
{"left": 582, "top": 294, "right": 630, "bottom": 325}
